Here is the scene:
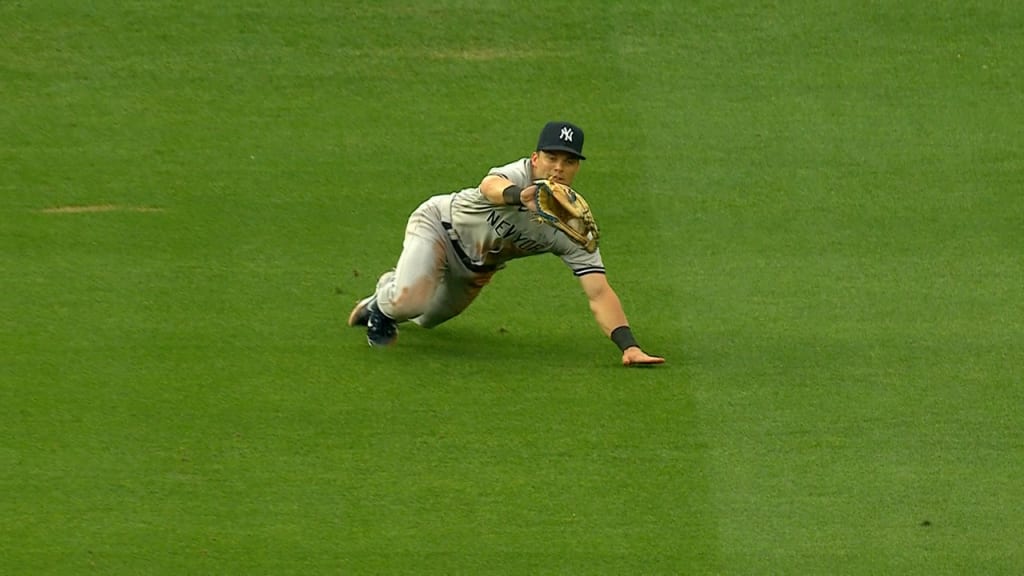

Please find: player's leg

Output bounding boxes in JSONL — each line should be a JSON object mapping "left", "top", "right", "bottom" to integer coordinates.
{"left": 376, "top": 231, "right": 447, "bottom": 322}
{"left": 348, "top": 199, "right": 446, "bottom": 346}
{"left": 410, "top": 268, "right": 495, "bottom": 329}
{"left": 347, "top": 195, "right": 494, "bottom": 340}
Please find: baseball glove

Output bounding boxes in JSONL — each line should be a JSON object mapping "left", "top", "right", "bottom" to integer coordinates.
{"left": 533, "top": 179, "right": 600, "bottom": 252}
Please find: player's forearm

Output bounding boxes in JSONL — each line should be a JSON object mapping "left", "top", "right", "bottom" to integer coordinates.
{"left": 480, "top": 175, "right": 536, "bottom": 206}
{"left": 589, "top": 287, "right": 629, "bottom": 337}
{"left": 479, "top": 175, "right": 511, "bottom": 204}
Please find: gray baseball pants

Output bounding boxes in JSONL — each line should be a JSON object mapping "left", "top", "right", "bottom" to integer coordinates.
{"left": 375, "top": 195, "right": 496, "bottom": 328}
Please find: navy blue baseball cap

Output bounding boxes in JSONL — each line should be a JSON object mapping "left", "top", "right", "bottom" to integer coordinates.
{"left": 536, "top": 121, "right": 585, "bottom": 160}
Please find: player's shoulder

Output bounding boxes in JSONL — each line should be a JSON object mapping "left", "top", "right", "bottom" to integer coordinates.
{"left": 487, "top": 157, "right": 532, "bottom": 185}
{"left": 451, "top": 185, "right": 487, "bottom": 205}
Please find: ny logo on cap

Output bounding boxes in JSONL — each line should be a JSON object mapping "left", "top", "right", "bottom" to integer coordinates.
{"left": 560, "top": 127, "right": 574, "bottom": 142}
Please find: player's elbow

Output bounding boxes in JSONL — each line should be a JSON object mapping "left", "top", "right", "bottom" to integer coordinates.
{"left": 580, "top": 273, "right": 612, "bottom": 301}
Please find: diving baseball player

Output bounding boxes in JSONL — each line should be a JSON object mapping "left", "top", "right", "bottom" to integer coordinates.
{"left": 347, "top": 121, "right": 664, "bottom": 366}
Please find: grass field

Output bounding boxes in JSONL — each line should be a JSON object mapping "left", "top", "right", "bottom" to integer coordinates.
{"left": 2, "top": 1, "right": 1022, "bottom": 574}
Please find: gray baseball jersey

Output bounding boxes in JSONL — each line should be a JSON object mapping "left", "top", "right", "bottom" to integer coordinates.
{"left": 375, "top": 158, "right": 604, "bottom": 329}
{"left": 448, "top": 158, "right": 605, "bottom": 275}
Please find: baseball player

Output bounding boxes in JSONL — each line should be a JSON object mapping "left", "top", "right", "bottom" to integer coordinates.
{"left": 347, "top": 121, "right": 664, "bottom": 366}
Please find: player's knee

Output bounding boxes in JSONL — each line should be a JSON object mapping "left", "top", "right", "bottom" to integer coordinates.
{"left": 386, "top": 299, "right": 427, "bottom": 320}
{"left": 385, "top": 282, "right": 433, "bottom": 320}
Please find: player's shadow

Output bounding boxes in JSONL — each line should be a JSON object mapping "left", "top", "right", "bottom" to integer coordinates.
{"left": 395, "top": 323, "right": 616, "bottom": 368}
{"left": 396, "top": 324, "right": 517, "bottom": 356}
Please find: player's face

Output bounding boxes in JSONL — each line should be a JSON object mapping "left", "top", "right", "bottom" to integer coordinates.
{"left": 531, "top": 150, "right": 581, "bottom": 185}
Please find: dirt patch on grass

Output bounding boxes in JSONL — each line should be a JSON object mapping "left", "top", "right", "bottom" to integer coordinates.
{"left": 40, "top": 204, "right": 164, "bottom": 214}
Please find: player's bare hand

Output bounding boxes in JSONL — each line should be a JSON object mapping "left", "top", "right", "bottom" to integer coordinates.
{"left": 622, "top": 347, "right": 665, "bottom": 367}
{"left": 520, "top": 184, "right": 539, "bottom": 212}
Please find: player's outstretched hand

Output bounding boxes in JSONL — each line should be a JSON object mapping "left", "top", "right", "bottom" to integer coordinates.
{"left": 520, "top": 184, "right": 539, "bottom": 212}
{"left": 622, "top": 347, "right": 665, "bottom": 367}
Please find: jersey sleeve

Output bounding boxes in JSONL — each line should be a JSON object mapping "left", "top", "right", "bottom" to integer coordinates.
{"left": 486, "top": 158, "right": 533, "bottom": 188}
{"left": 553, "top": 236, "right": 606, "bottom": 277}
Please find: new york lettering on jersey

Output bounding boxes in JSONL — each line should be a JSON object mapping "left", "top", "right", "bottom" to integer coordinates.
{"left": 449, "top": 185, "right": 554, "bottom": 265}
{"left": 485, "top": 209, "right": 545, "bottom": 253}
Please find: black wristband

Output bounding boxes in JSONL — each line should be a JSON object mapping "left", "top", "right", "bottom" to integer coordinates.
{"left": 502, "top": 184, "right": 523, "bottom": 205}
{"left": 610, "top": 326, "right": 639, "bottom": 352}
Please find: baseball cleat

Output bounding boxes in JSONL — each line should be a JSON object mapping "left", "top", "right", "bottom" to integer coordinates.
{"left": 365, "top": 300, "right": 398, "bottom": 347}
{"left": 347, "top": 295, "right": 376, "bottom": 327}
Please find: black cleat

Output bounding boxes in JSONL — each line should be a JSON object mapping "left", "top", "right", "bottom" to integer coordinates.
{"left": 365, "top": 300, "right": 398, "bottom": 347}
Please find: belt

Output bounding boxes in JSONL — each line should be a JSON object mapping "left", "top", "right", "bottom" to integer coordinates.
{"left": 441, "top": 221, "right": 498, "bottom": 274}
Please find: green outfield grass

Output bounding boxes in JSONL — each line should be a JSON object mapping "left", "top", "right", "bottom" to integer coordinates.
{"left": 2, "top": 2, "right": 1022, "bottom": 574}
